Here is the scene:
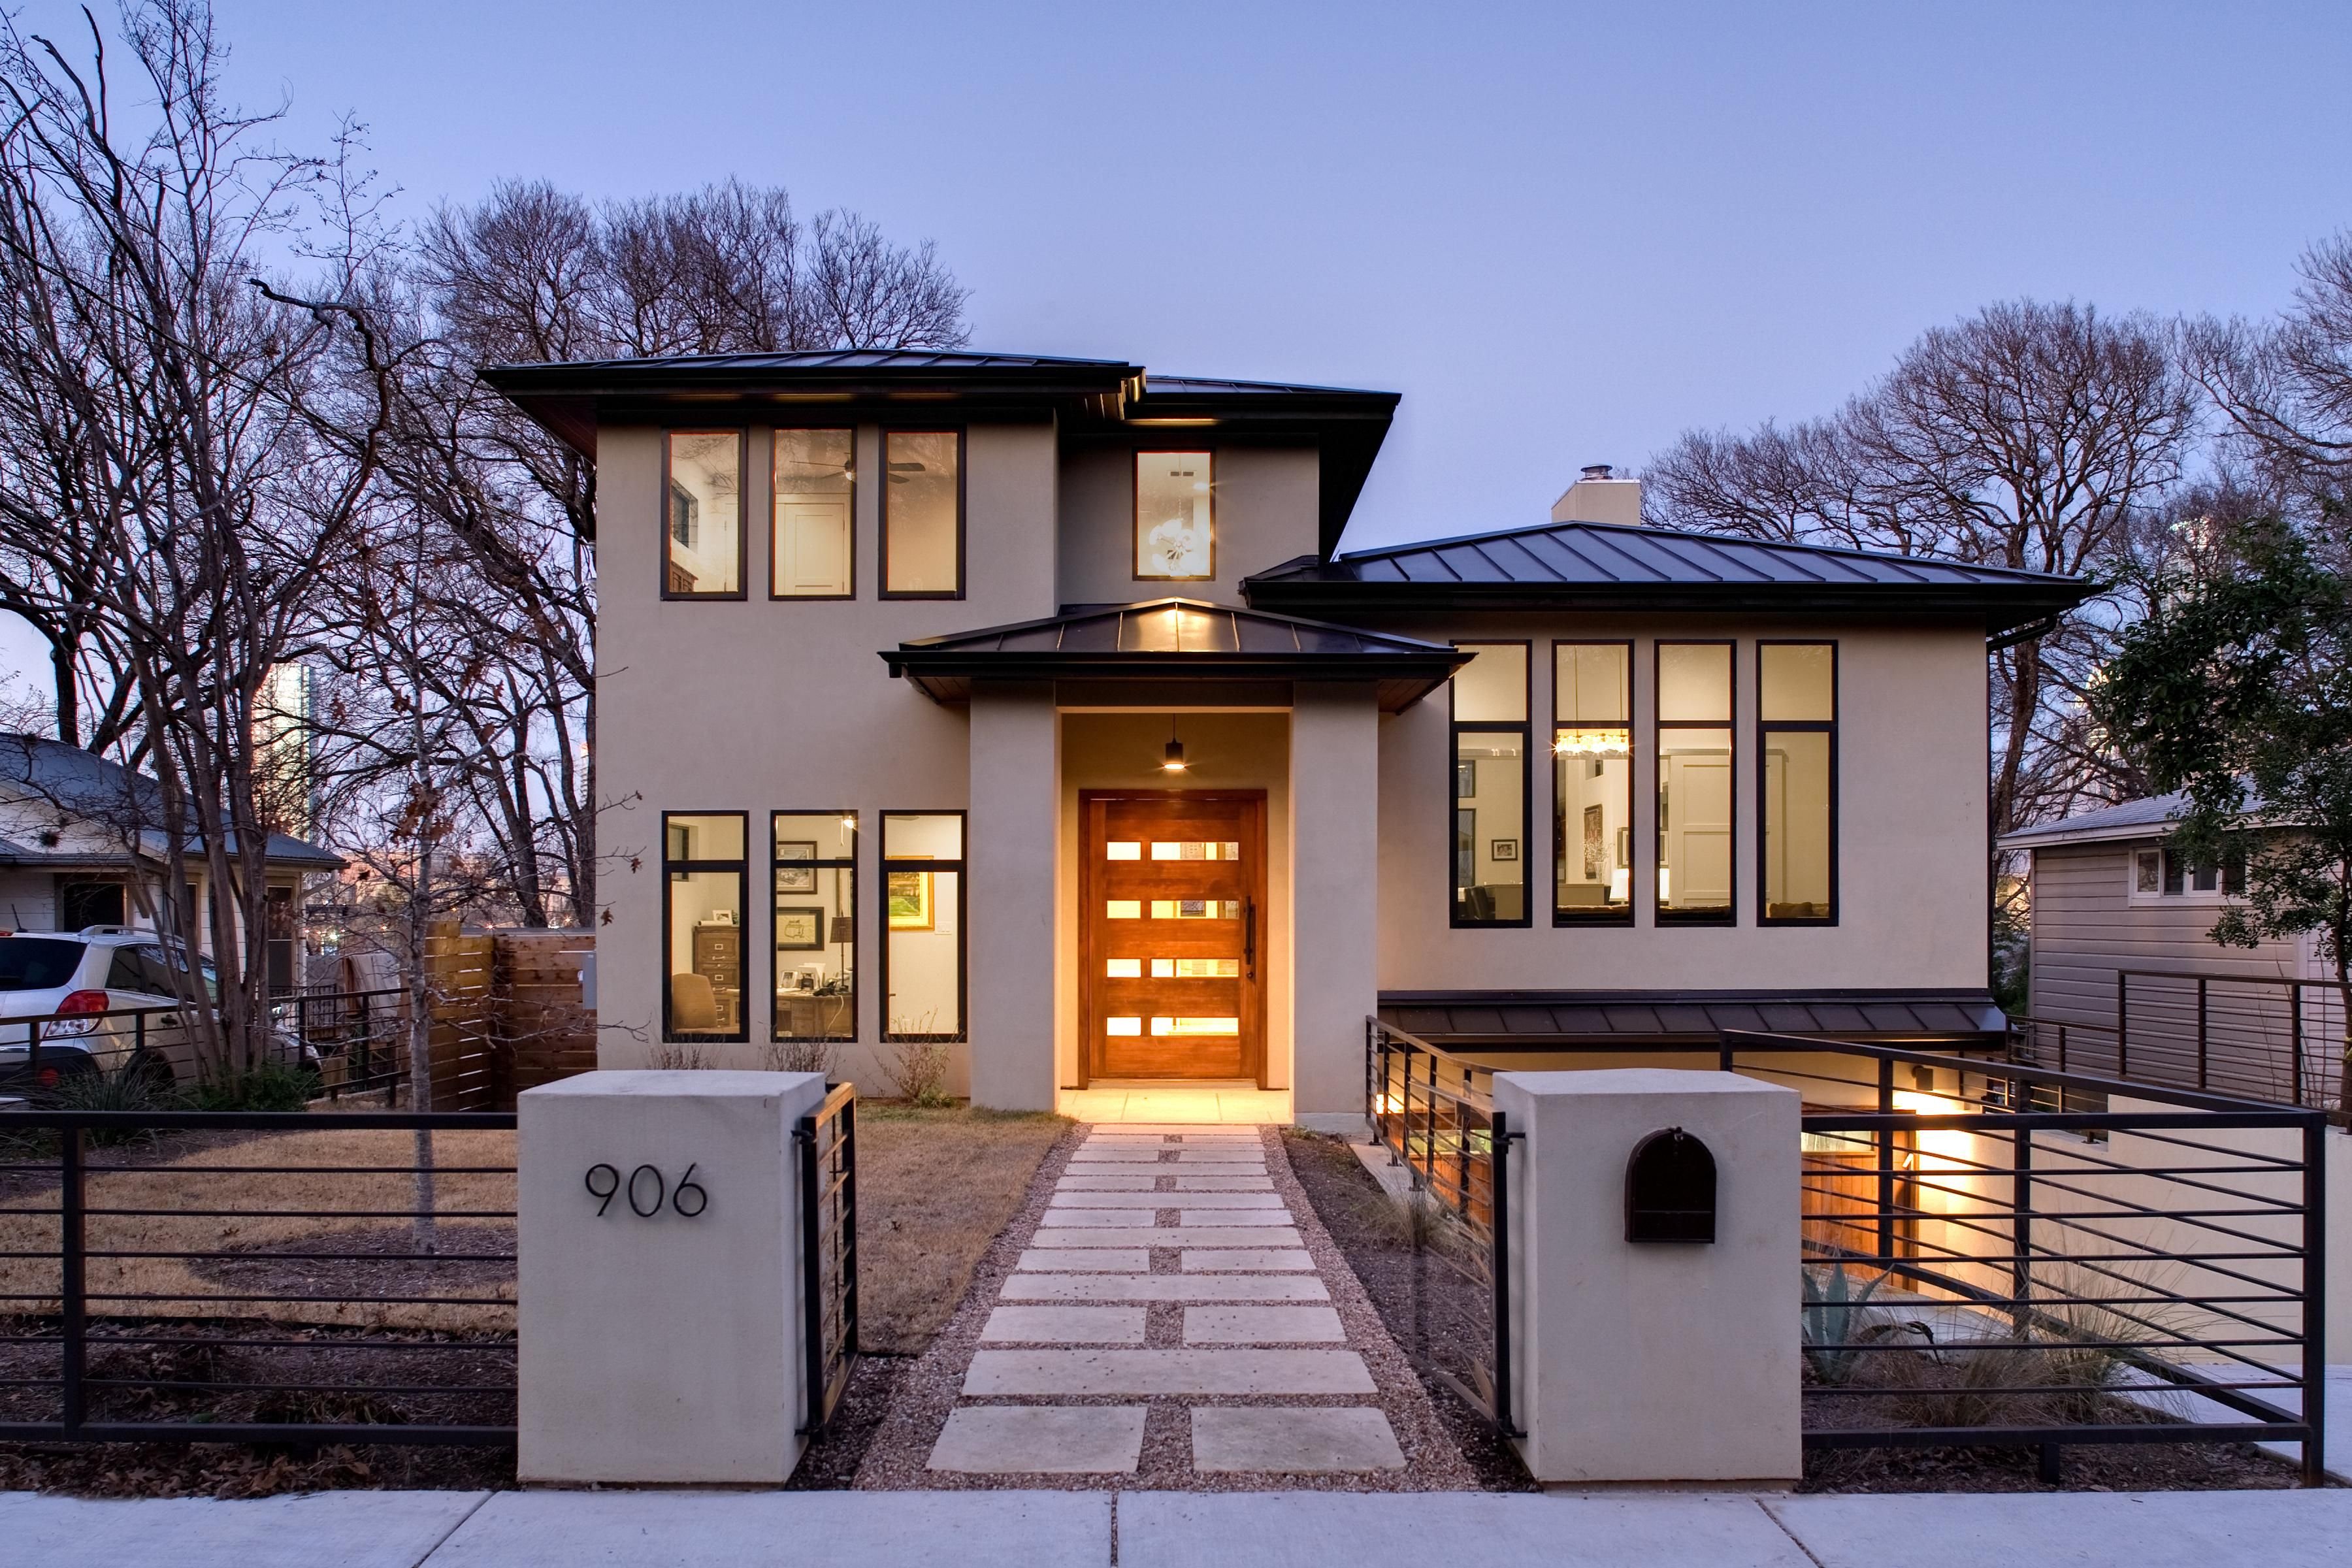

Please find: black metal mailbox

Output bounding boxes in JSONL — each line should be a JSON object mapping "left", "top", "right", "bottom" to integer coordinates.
{"left": 1625, "top": 1127, "right": 1716, "bottom": 1243}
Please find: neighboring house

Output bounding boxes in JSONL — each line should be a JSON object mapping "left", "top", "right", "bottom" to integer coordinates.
{"left": 485, "top": 350, "right": 2087, "bottom": 1124}
{"left": 2001, "top": 792, "right": 2330, "bottom": 1102}
{"left": 0, "top": 734, "right": 342, "bottom": 990}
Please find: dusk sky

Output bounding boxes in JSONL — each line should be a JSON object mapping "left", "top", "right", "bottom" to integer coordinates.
{"left": 3, "top": 1, "right": 2349, "bottom": 694}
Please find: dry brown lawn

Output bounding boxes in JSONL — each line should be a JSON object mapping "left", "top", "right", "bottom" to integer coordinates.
{"left": 853, "top": 1102, "right": 1068, "bottom": 1353}
{"left": 0, "top": 1103, "right": 1064, "bottom": 1348}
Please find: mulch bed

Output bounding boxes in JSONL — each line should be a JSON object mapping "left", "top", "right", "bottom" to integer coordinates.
{"left": 1277, "top": 1131, "right": 1533, "bottom": 1492}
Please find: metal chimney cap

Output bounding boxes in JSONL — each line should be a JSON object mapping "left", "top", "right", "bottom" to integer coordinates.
{"left": 1580, "top": 464, "right": 1615, "bottom": 481}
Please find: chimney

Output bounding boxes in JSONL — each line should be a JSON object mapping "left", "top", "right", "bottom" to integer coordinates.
{"left": 1551, "top": 463, "right": 1642, "bottom": 527}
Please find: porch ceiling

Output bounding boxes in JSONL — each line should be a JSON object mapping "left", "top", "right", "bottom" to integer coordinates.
{"left": 881, "top": 598, "right": 1469, "bottom": 713}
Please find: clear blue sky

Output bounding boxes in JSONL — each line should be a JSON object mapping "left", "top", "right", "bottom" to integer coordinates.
{"left": 3, "top": 0, "right": 2349, "bottom": 697}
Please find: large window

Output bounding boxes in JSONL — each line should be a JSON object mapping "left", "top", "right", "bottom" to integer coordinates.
{"left": 1759, "top": 643, "right": 1837, "bottom": 924}
{"left": 1450, "top": 643, "right": 1530, "bottom": 926}
{"left": 1552, "top": 642, "right": 1633, "bottom": 923}
{"left": 663, "top": 813, "right": 747, "bottom": 1042}
{"left": 881, "top": 430, "right": 962, "bottom": 597}
{"left": 881, "top": 811, "right": 964, "bottom": 1040}
{"left": 774, "top": 812, "right": 857, "bottom": 1043}
{"left": 1134, "top": 450, "right": 1213, "bottom": 580}
{"left": 662, "top": 431, "right": 744, "bottom": 598}
{"left": 1656, "top": 642, "right": 1734, "bottom": 921}
{"left": 772, "top": 429, "right": 855, "bottom": 598}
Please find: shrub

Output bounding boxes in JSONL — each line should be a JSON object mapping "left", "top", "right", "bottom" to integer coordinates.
{"left": 191, "top": 1062, "right": 322, "bottom": 1112}
{"left": 762, "top": 1039, "right": 837, "bottom": 1077}
{"left": 34, "top": 1060, "right": 188, "bottom": 1144}
{"left": 883, "top": 1039, "right": 953, "bottom": 1105}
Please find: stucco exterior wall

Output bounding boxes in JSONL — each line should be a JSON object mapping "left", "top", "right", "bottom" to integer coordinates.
{"left": 595, "top": 419, "right": 1059, "bottom": 1092}
{"left": 1056, "top": 445, "right": 1319, "bottom": 608}
{"left": 1371, "top": 613, "right": 1989, "bottom": 994}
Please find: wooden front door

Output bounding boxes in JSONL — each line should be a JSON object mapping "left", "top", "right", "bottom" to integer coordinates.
{"left": 1081, "top": 791, "right": 1266, "bottom": 1083}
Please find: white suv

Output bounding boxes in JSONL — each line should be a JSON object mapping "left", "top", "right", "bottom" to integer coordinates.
{"left": 0, "top": 926, "right": 293, "bottom": 1088}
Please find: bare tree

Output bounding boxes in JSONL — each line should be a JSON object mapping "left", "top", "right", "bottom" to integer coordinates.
{"left": 2183, "top": 229, "right": 2352, "bottom": 527}
{"left": 1646, "top": 300, "right": 2198, "bottom": 841}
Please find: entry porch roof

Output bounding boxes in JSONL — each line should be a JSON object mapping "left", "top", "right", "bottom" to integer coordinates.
{"left": 1379, "top": 988, "right": 2011, "bottom": 1050}
{"left": 881, "top": 598, "right": 1468, "bottom": 711}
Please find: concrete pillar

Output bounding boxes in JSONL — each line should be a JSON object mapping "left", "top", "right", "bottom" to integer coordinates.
{"left": 518, "top": 1069, "right": 828, "bottom": 1485}
{"left": 1290, "top": 683, "right": 1380, "bottom": 1130}
{"left": 1495, "top": 1067, "right": 1801, "bottom": 1486}
{"left": 967, "top": 682, "right": 1059, "bottom": 1109}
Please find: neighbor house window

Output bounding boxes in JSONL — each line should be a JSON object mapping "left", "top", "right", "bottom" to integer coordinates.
{"left": 1759, "top": 642, "right": 1835, "bottom": 923}
{"left": 1135, "top": 450, "right": 1214, "bottom": 580}
{"left": 882, "top": 811, "right": 964, "bottom": 1040}
{"left": 662, "top": 813, "right": 747, "bottom": 1043}
{"left": 1656, "top": 642, "right": 1734, "bottom": 921}
{"left": 1552, "top": 642, "right": 1633, "bottom": 923}
{"left": 2130, "top": 845, "right": 2244, "bottom": 904}
{"left": 662, "top": 431, "right": 744, "bottom": 597}
{"left": 773, "top": 812, "right": 857, "bottom": 1045}
{"left": 56, "top": 879, "right": 126, "bottom": 932}
{"left": 881, "top": 430, "right": 962, "bottom": 596}
{"left": 1451, "top": 643, "right": 1530, "bottom": 926}
{"left": 772, "top": 429, "right": 855, "bottom": 598}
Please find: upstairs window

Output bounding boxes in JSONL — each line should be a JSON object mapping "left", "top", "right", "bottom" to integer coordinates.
{"left": 1656, "top": 642, "right": 1734, "bottom": 921}
{"left": 1135, "top": 451, "right": 1214, "bottom": 580}
{"left": 1759, "top": 642, "right": 1836, "bottom": 924}
{"left": 663, "top": 431, "right": 744, "bottom": 598}
{"left": 1451, "top": 643, "right": 1530, "bottom": 926}
{"left": 882, "top": 430, "right": 962, "bottom": 597}
{"left": 1552, "top": 642, "right": 1633, "bottom": 922}
{"left": 772, "top": 429, "right": 855, "bottom": 598}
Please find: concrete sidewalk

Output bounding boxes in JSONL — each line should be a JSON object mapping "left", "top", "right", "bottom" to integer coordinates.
{"left": 7, "top": 1485, "right": 2352, "bottom": 1567}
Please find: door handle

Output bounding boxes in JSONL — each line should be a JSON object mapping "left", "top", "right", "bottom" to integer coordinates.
{"left": 1244, "top": 898, "right": 1257, "bottom": 982}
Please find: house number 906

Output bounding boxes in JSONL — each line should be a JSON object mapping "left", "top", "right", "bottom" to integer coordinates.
{"left": 584, "top": 1162, "right": 708, "bottom": 1219}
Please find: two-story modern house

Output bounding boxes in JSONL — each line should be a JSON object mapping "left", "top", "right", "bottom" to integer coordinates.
{"left": 485, "top": 350, "right": 2087, "bottom": 1126}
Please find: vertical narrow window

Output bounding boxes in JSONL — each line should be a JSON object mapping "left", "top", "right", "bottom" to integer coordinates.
{"left": 772, "top": 429, "right": 855, "bottom": 598}
{"left": 881, "top": 430, "right": 962, "bottom": 596}
{"left": 1450, "top": 643, "right": 1530, "bottom": 926}
{"left": 662, "top": 813, "right": 748, "bottom": 1042}
{"left": 1759, "top": 642, "right": 1836, "bottom": 924}
{"left": 774, "top": 812, "right": 857, "bottom": 1043}
{"left": 1552, "top": 642, "right": 1633, "bottom": 923}
{"left": 882, "top": 812, "right": 965, "bottom": 1040}
{"left": 1134, "top": 450, "right": 1214, "bottom": 580}
{"left": 662, "top": 431, "right": 743, "bottom": 597}
{"left": 1656, "top": 642, "right": 1734, "bottom": 921}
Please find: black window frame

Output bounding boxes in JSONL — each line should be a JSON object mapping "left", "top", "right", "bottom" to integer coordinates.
{"left": 1131, "top": 447, "right": 1217, "bottom": 583}
{"left": 1654, "top": 639, "right": 1738, "bottom": 926}
{"left": 1550, "top": 639, "right": 1637, "bottom": 928}
{"left": 661, "top": 810, "right": 750, "bottom": 1044}
{"left": 880, "top": 809, "right": 968, "bottom": 1043}
{"left": 768, "top": 426, "right": 858, "bottom": 602}
{"left": 1449, "top": 640, "right": 1533, "bottom": 929}
{"left": 1756, "top": 640, "right": 1838, "bottom": 927}
{"left": 771, "top": 809, "right": 858, "bottom": 1044}
{"left": 659, "top": 429, "right": 749, "bottom": 602}
{"left": 878, "top": 427, "right": 966, "bottom": 601}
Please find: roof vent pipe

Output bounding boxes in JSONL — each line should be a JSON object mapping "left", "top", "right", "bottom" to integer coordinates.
{"left": 1582, "top": 464, "right": 1614, "bottom": 481}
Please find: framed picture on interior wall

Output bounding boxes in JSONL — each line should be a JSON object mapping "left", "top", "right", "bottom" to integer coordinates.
{"left": 887, "top": 870, "right": 934, "bottom": 931}
{"left": 1582, "top": 804, "right": 1604, "bottom": 879}
{"left": 1491, "top": 839, "right": 1519, "bottom": 861}
{"left": 776, "top": 906, "right": 825, "bottom": 950}
{"left": 775, "top": 842, "right": 818, "bottom": 894}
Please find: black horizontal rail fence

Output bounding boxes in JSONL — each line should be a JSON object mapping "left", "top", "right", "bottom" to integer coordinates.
{"left": 0, "top": 1107, "right": 518, "bottom": 1447}
{"left": 1718, "top": 1030, "right": 2328, "bottom": 1484}
{"left": 794, "top": 1081, "right": 858, "bottom": 1434}
{"left": 3, "top": 990, "right": 412, "bottom": 1100}
{"left": 2115, "top": 970, "right": 2344, "bottom": 1113}
{"left": 1365, "top": 1017, "right": 1519, "bottom": 1437}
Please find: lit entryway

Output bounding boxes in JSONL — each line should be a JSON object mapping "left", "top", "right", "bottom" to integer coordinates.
{"left": 1056, "top": 1081, "right": 1292, "bottom": 1124}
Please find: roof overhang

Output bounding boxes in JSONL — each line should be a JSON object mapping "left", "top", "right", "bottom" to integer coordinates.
{"left": 882, "top": 598, "right": 1467, "bottom": 714}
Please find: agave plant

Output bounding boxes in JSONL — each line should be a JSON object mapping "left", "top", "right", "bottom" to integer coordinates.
{"left": 1801, "top": 1263, "right": 1905, "bottom": 1385}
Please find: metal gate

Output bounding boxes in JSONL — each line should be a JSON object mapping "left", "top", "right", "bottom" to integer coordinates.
{"left": 794, "top": 1082, "right": 858, "bottom": 1433}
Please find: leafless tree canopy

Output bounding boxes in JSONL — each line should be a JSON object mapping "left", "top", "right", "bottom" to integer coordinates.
{"left": 1646, "top": 301, "right": 2199, "bottom": 841}
{"left": 2183, "top": 229, "right": 2352, "bottom": 529}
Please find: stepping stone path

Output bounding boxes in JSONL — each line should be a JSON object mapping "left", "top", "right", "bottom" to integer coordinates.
{"left": 923, "top": 1125, "right": 1412, "bottom": 1480}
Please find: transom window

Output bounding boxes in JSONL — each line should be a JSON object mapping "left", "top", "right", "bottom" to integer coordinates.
{"left": 1135, "top": 451, "right": 1214, "bottom": 580}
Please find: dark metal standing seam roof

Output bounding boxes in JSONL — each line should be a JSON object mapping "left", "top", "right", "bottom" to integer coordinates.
{"left": 1377, "top": 990, "right": 2011, "bottom": 1048}
{"left": 1243, "top": 519, "right": 2093, "bottom": 633}
{"left": 881, "top": 598, "right": 1468, "bottom": 711}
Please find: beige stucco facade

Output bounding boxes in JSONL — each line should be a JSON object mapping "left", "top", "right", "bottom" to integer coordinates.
{"left": 559, "top": 355, "right": 2054, "bottom": 1124}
